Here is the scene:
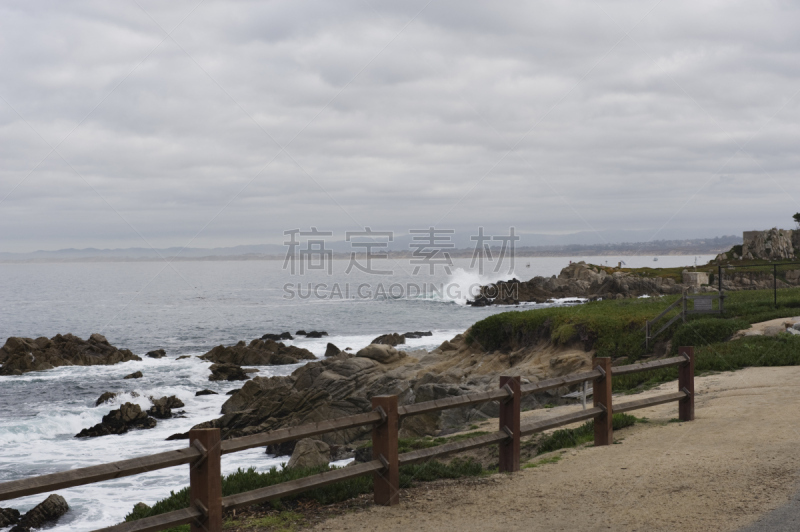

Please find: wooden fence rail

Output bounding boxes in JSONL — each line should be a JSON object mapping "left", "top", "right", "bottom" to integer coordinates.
{"left": 0, "top": 347, "right": 696, "bottom": 532}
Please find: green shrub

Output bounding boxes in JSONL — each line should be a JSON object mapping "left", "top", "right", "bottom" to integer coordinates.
{"left": 670, "top": 318, "right": 749, "bottom": 353}
{"left": 536, "top": 413, "right": 638, "bottom": 454}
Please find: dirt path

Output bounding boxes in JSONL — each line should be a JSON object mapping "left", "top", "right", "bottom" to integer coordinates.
{"left": 311, "top": 367, "right": 800, "bottom": 532}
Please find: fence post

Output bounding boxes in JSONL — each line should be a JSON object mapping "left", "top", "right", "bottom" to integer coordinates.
{"left": 189, "top": 428, "right": 222, "bottom": 532}
{"left": 681, "top": 292, "right": 687, "bottom": 323}
{"left": 678, "top": 346, "right": 695, "bottom": 421}
{"left": 592, "top": 357, "right": 613, "bottom": 446}
{"left": 499, "top": 376, "right": 521, "bottom": 473}
{"left": 371, "top": 395, "right": 399, "bottom": 506}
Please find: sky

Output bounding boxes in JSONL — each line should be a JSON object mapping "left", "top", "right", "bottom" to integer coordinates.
{"left": 1, "top": 0, "right": 799, "bottom": 253}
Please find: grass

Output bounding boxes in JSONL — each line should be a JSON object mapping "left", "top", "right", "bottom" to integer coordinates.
{"left": 223, "top": 511, "right": 304, "bottom": 531}
{"left": 124, "top": 458, "right": 485, "bottom": 531}
{"left": 535, "top": 413, "right": 639, "bottom": 454}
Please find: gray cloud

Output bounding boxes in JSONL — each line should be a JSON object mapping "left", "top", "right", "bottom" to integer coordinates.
{"left": 1, "top": 0, "right": 799, "bottom": 252}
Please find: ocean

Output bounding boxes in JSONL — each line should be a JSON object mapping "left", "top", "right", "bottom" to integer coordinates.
{"left": 0, "top": 255, "right": 711, "bottom": 530}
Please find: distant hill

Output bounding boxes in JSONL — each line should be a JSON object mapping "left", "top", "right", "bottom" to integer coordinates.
{"left": 0, "top": 235, "right": 741, "bottom": 262}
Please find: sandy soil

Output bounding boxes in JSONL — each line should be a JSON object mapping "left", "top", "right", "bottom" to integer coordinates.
{"left": 311, "top": 367, "right": 800, "bottom": 532}
{"left": 732, "top": 316, "right": 800, "bottom": 338}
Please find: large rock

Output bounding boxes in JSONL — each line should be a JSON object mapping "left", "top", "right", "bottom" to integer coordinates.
{"left": 0, "top": 508, "right": 20, "bottom": 527}
{"left": 356, "top": 344, "right": 406, "bottom": 364}
{"left": 147, "top": 396, "right": 185, "bottom": 419}
{"left": 146, "top": 349, "right": 166, "bottom": 358}
{"left": 474, "top": 262, "right": 683, "bottom": 304}
{"left": 371, "top": 333, "right": 406, "bottom": 346}
{"left": 75, "top": 403, "right": 157, "bottom": 438}
{"left": 124, "top": 371, "right": 143, "bottom": 379}
{"left": 742, "top": 228, "right": 795, "bottom": 260}
{"left": 0, "top": 334, "right": 141, "bottom": 376}
{"left": 285, "top": 438, "right": 330, "bottom": 469}
{"left": 10, "top": 494, "right": 68, "bottom": 532}
{"left": 95, "top": 391, "right": 117, "bottom": 406}
{"left": 324, "top": 343, "right": 341, "bottom": 357}
{"left": 208, "top": 363, "right": 251, "bottom": 381}
{"left": 200, "top": 339, "right": 315, "bottom": 366}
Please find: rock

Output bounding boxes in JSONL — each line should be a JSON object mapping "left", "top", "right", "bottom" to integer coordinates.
{"left": 200, "top": 338, "right": 315, "bottom": 366}
{"left": 147, "top": 396, "right": 185, "bottom": 419}
{"left": 10, "top": 494, "right": 68, "bottom": 532}
{"left": 787, "top": 328, "right": 800, "bottom": 336}
{"left": 306, "top": 331, "right": 328, "bottom": 338}
{"left": 195, "top": 389, "right": 218, "bottom": 396}
{"left": 226, "top": 388, "right": 241, "bottom": 395}
{"left": 208, "top": 363, "right": 250, "bottom": 381}
{"left": 261, "top": 332, "right": 294, "bottom": 341}
{"left": 353, "top": 446, "right": 372, "bottom": 463}
{"left": 356, "top": 344, "right": 406, "bottom": 364}
{"left": 438, "top": 340, "right": 458, "bottom": 352}
{"left": 295, "top": 330, "right": 307, "bottom": 336}
{"left": 177, "top": 355, "right": 191, "bottom": 360}
{"left": 763, "top": 326, "right": 785, "bottom": 337}
{"left": 75, "top": 403, "right": 157, "bottom": 438}
{"left": 266, "top": 440, "right": 296, "bottom": 457}
{"left": 124, "top": 371, "right": 143, "bottom": 379}
{"left": 0, "top": 508, "right": 20, "bottom": 527}
{"left": 146, "top": 349, "right": 166, "bottom": 359}
{"left": 371, "top": 333, "right": 406, "bottom": 346}
{"left": 742, "top": 228, "right": 795, "bottom": 260}
{"left": 286, "top": 438, "right": 330, "bottom": 470}
{"left": 324, "top": 343, "right": 341, "bottom": 357}
{"left": 403, "top": 331, "right": 433, "bottom": 338}
{"left": 95, "top": 391, "right": 117, "bottom": 406}
{"left": 0, "top": 334, "right": 141, "bottom": 375}
{"left": 165, "top": 432, "right": 189, "bottom": 441}
{"left": 132, "top": 502, "right": 150, "bottom": 514}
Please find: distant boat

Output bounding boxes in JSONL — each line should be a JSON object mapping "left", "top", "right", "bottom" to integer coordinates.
{"left": 653, "top": 257, "right": 659, "bottom": 262}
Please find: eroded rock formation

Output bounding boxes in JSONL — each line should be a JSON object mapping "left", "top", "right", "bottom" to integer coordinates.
{"left": 200, "top": 338, "right": 315, "bottom": 366}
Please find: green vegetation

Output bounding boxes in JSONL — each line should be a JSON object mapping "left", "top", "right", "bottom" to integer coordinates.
{"left": 357, "top": 431, "right": 491, "bottom": 455}
{"left": 535, "top": 413, "right": 638, "bottom": 454}
{"left": 223, "top": 511, "right": 303, "bottom": 531}
{"left": 125, "top": 458, "right": 485, "bottom": 531}
{"left": 614, "top": 334, "right": 800, "bottom": 392}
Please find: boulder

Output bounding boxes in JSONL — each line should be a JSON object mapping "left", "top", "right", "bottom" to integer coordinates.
{"left": 195, "top": 389, "right": 218, "bottom": 396}
{"left": 0, "top": 508, "right": 20, "bottom": 527}
{"left": 306, "top": 331, "right": 328, "bottom": 338}
{"left": 146, "top": 349, "right": 166, "bottom": 359}
{"left": 324, "top": 343, "right": 341, "bottom": 357}
{"left": 95, "top": 391, "right": 117, "bottom": 406}
{"left": 356, "top": 344, "right": 405, "bottom": 364}
{"left": 124, "top": 371, "right": 143, "bottom": 379}
{"left": 0, "top": 334, "right": 141, "bottom": 375}
{"left": 295, "top": 330, "right": 307, "bottom": 336}
{"left": 371, "top": 333, "right": 406, "bottom": 346}
{"left": 200, "top": 338, "right": 315, "bottom": 366}
{"left": 147, "top": 396, "right": 185, "bottom": 419}
{"left": 403, "top": 331, "right": 433, "bottom": 338}
{"left": 177, "top": 355, "right": 191, "bottom": 360}
{"left": 438, "top": 340, "right": 458, "bottom": 352}
{"left": 261, "top": 332, "right": 293, "bottom": 341}
{"left": 208, "top": 363, "right": 251, "bottom": 381}
{"left": 75, "top": 403, "right": 157, "bottom": 438}
{"left": 9, "top": 494, "right": 68, "bottom": 532}
{"left": 286, "top": 438, "right": 330, "bottom": 470}
{"left": 226, "top": 388, "right": 240, "bottom": 395}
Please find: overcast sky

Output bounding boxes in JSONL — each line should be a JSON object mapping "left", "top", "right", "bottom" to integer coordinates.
{"left": 1, "top": 0, "right": 799, "bottom": 252}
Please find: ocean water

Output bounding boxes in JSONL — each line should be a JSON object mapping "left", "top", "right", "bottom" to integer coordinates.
{"left": 0, "top": 255, "right": 710, "bottom": 530}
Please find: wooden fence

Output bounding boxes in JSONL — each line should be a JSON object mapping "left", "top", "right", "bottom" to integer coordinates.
{"left": 0, "top": 347, "right": 696, "bottom": 532}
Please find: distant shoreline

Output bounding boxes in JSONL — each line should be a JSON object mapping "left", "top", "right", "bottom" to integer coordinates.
{"left": 0, "top": 248, "right": 728, "bottom": 264}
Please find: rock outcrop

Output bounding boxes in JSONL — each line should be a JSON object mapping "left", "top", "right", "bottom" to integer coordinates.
{"left": 190, "top": 334, "right": 591, "bottom": 445}
{"left": 75, "top": 403, "right": 157, "bottom": 438}
{"left": 0, "top": 334, "right": 141, "bottom": 376}
{"left": 95, "top": 391, "right": 117, "bottom": 406}
{"left": 146, "top": 349, "right": 166, "bottom": 358}
{"left": 472, "top": 262, "right": 682, "bottom": 305}
{"left": 208, "top": 363, "right": 251, "bottom": 381}
{"left": 195, "top": 389, "right": 218, "bottom": 396}
{"left": 200, "top": 339, "right": 315, "bottom": 366}
{"left": 124, "top": 371, "right": 143, "bottom": 379}
{"left": 324, "top": 343, "right": 341, "bottom": 357}
{"left": 742, "top": 228, "right": 795, "bottom": 260}
{"left": 371, "top": 333, "right": 406, "bottom": 346}
{"left": 9, "top": 494, "right": 68, "bottom": 532}
{"left": 261, "top": 332, "right": 293, "bottom": 341}
{"left": 286, "top": 438, "right": 330, "bottom": 469}
{"left": 147, "top": 396, "right": 185, "bottom": 419}
{"left": 0, "top": 508, "right": 20, "bottom": 528}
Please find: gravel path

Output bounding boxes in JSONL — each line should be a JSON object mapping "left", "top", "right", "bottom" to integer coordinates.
{"left": 312, "top": 366, "right": 800, "bottom": 532}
